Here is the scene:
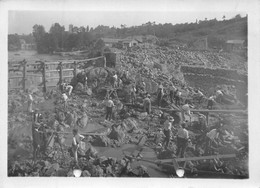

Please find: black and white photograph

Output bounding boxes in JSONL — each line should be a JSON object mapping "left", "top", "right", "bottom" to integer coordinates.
{"left": 1, "top": 0, "right": 260, "bottom": 187}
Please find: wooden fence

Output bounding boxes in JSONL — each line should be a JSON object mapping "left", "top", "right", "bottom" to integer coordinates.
{"left": 8, "top": 56, "right": 106, "bottom": 92}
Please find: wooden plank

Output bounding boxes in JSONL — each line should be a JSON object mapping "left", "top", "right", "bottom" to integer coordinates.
{"left": 26, "top": 74, "right": 42, "bottom": 77}
{"left": 62, "top": 69, "right": 74, "bottom": 72}
{"left": 73, "top": 61, "right": 77, "bottom": 78}
{"left": 22, "top": 61, "right": 27, "bottom": 91}
{"left": 59, "top": 62, "right": 63, "bottom": 84}
{"left": 8, "top": 86, "right": 23, "bottom": 89}
{"left": 154, "top": 106, "right": 247, "bottom": 114}
{"left": 9, "top": 76, "right": 23, "bottom": 79}
{"left": 63, "top": 75, "right": 73, "bottom": 78}
{"left": 42, "top": 62, "right": 47, "bottom": 92}
{"left": 55, "top": 131, "right": 105, "bottom": 136}
{"left": 159, "top": 154, "right": 236, "bottom": 163}
{"left": 45, "top": 70, "right": 59, "bottom": 73}
{"left": 76, "top": 56, "right": 103, "bottom": 62}
{"left": 125, "top": 103, "right": 246, "bottom": 114}
{"left": 46, "top": 76, "right": 60, "bottom": 79}
{"left": 44, "top": 62, "right": 60, "bottom": 65}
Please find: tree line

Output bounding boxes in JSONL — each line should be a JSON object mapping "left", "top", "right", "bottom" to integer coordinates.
{"left": 8, "top": 14, "right": 247, "bottom": 53}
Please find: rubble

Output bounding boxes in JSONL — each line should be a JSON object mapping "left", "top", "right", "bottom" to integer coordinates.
{"left": 8, "top": 42, "right": 248, "bottom": 178}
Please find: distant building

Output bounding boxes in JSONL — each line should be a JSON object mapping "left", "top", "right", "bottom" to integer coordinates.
{"left": 226, "top": 40, "right": 245, "bottom": 51}
{"left": 20, "top": 39, "right": 36, "bottom": 50}
{"left": 124, "top": 36, "right": 143, "bottom": 43}
{"left": 102, "top": 37, "right": 141, "bottom": 48}
{"left": 122, "top": 39, "right": 139, "bottom": 48}
{"left": 102, "top": 38, "right": 121, "bottom": 47}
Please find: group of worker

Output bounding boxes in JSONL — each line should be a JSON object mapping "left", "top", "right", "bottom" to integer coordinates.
{"left": 26, "top": 70, "right": 239, "bottom": 167}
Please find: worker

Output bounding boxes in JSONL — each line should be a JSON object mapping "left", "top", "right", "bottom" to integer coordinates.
{"left": 85, "top": 75, "right": 88, "bottom": 88}
{"left": 118, "top": 78, "right": 123, "bottom": 88}
{"left": 181, "top": 102, "right": 194, "bottom": 122}
{"left": 198, "top": 114, "right": 207, "bottom": 132}
{"left": 175, "top": 89, "right": 181, "bottom": 106}
{"left": 105, "top": 97, "right": 115, "bottom": 121}
{"left": 197, "top": 89, "right": 204, "bottom": 104}
{"left": 141, "top": 81, "right": 146, "bottom": 92}
{"left": 143, "top": 94, "right": 151, "bottom": 114}
{"left": 78, "top": 71, "right": 88, "bottom": 86}
{"left": 130, "top": 85, "right": 136, "bottom": 104}
{"left": 169, "top": 84, "right": 176, "bottom": 103}
{"left": 27, "top": 91, "right": 34, "bottom": 113}
{"left": 176, "top": 122, "right": 189, "bottom": 158}
{"left": 61, "top": 80, "right": 74, "bottom": 96}
{"left": 72, "top": 128, "right": 85, "bottom": 166}
{"left": 215, "top": 89, "right": 224, "bottom": 103}
{"left": 162, "top": 116, "right": 174, "bottom": 149}
{"left": 207, "top": 95, "right": 216, "bottom": 109}
{"left": 112, "top": 73, "right": 118, "bottom": 88}
{"left": 62, "top": 93, "right": 68, "bottom": 108}
{"left": 157, "top": 82, "right": 164, "bottom": 107}
{"left": 205, "top": 127, "right": 222, "bottom": 155}
{"left": 158, "top": 110, "right": 167, "bottom": 125}
{"left": 33, "top": 108, "right": 43, "bottom": 124}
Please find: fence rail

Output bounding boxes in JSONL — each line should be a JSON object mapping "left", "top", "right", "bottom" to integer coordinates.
{"left": 8, "top": 56, "right": 106, "bottom": 91}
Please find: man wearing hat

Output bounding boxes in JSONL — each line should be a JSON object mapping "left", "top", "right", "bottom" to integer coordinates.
{"left": 143, "top": 94, "right": 151, "bottom": 114}
{"left": 162, "top": 116, "right": 174, "bottom": 149}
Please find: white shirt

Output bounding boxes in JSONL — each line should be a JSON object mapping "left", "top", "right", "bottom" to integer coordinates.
{"left": 209, "top": 96, "right": 215, "bottom": 100}
{"left": 177, "top": 128, "right": 189, "bottom": 139}
{"left": 206, "top": 129, "right": 219, "bottom": 140}
{"left": 105, "top": 100, "right": 114, "bottom": 107}
{"left": 182, "top": 104, "right": 190, "bottom": 112}
{"left": 176, "top": 91, "right": 181, "bottom": 97}
{"left": 62, "top": 93, "right": 68, "bottom": 101}
{"left": 113, "top": 74, "right": 118, "bottom": 80}
{"left": 29, "top": 94, "right": 33, "bottom": 101}
{"left": 164, "top": 120, "right": 172, "bottom": 130}
{"left": 216, "top": 90, "right": 223, "bottom": 96}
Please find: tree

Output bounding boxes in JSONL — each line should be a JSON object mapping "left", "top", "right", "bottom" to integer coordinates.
{"left": 33, "top": 24, "right": 48, "bottom": 53}
{"left": 8, "top": 34, "right": 21, "bottom": 51}
{"left": 49, "top": 23, "right": 65, "bottom": 51}
{"left": 89, "top": 38, "right": 105, "bottom": 57}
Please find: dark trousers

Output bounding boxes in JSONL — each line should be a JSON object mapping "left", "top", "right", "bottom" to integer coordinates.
{"left": 106, "top": 107, "right": 113, "bottom": 120}
{"left": 207, "top": 100, "right": 213, "bottom": 109}
{"left": 130, "top": 93, "right": 136, "bottom": 104}
{"left": 162, "top": 129, "right": 171, "bottom": 149}
{"left": 144, "top": 106, "right": 151, "bottom": 114}
{"left": 169, "top": 91, "right": 174, "bottom": 103}
{"left": 157, "top": 93, "right": 163, "bottom": 107}
{"left": 175, "top": 96, "right": 181, "bottom": 106}
{"left": 176, "top": 137, "right": 188, "bottom": 158}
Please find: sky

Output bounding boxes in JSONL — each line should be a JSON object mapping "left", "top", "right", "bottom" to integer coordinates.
{"left": 8, "top": 11, "right": 247, "bottom": 35}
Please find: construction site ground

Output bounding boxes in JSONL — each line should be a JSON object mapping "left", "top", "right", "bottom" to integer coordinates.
{"left": 8, "top": 45, "right": 248, "bottom": 178}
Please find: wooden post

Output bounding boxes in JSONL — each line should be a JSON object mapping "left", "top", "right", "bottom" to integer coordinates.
{"left": 206, "top": 112, "right": 209, "bottom": 126}
{"left": 103, "top": 56, "right": 107, "bottom": 67}
{"left": 59, "top": 62, "right": 63, "bottom": 84}
{"left": 22, "top": 60, "right": 27, "bottom": 91}
{"left": 42, "top": 61, "right": 47, "bottom": 92}
{"left": 73, "top": 61, "right": 77, "bottom": 78}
